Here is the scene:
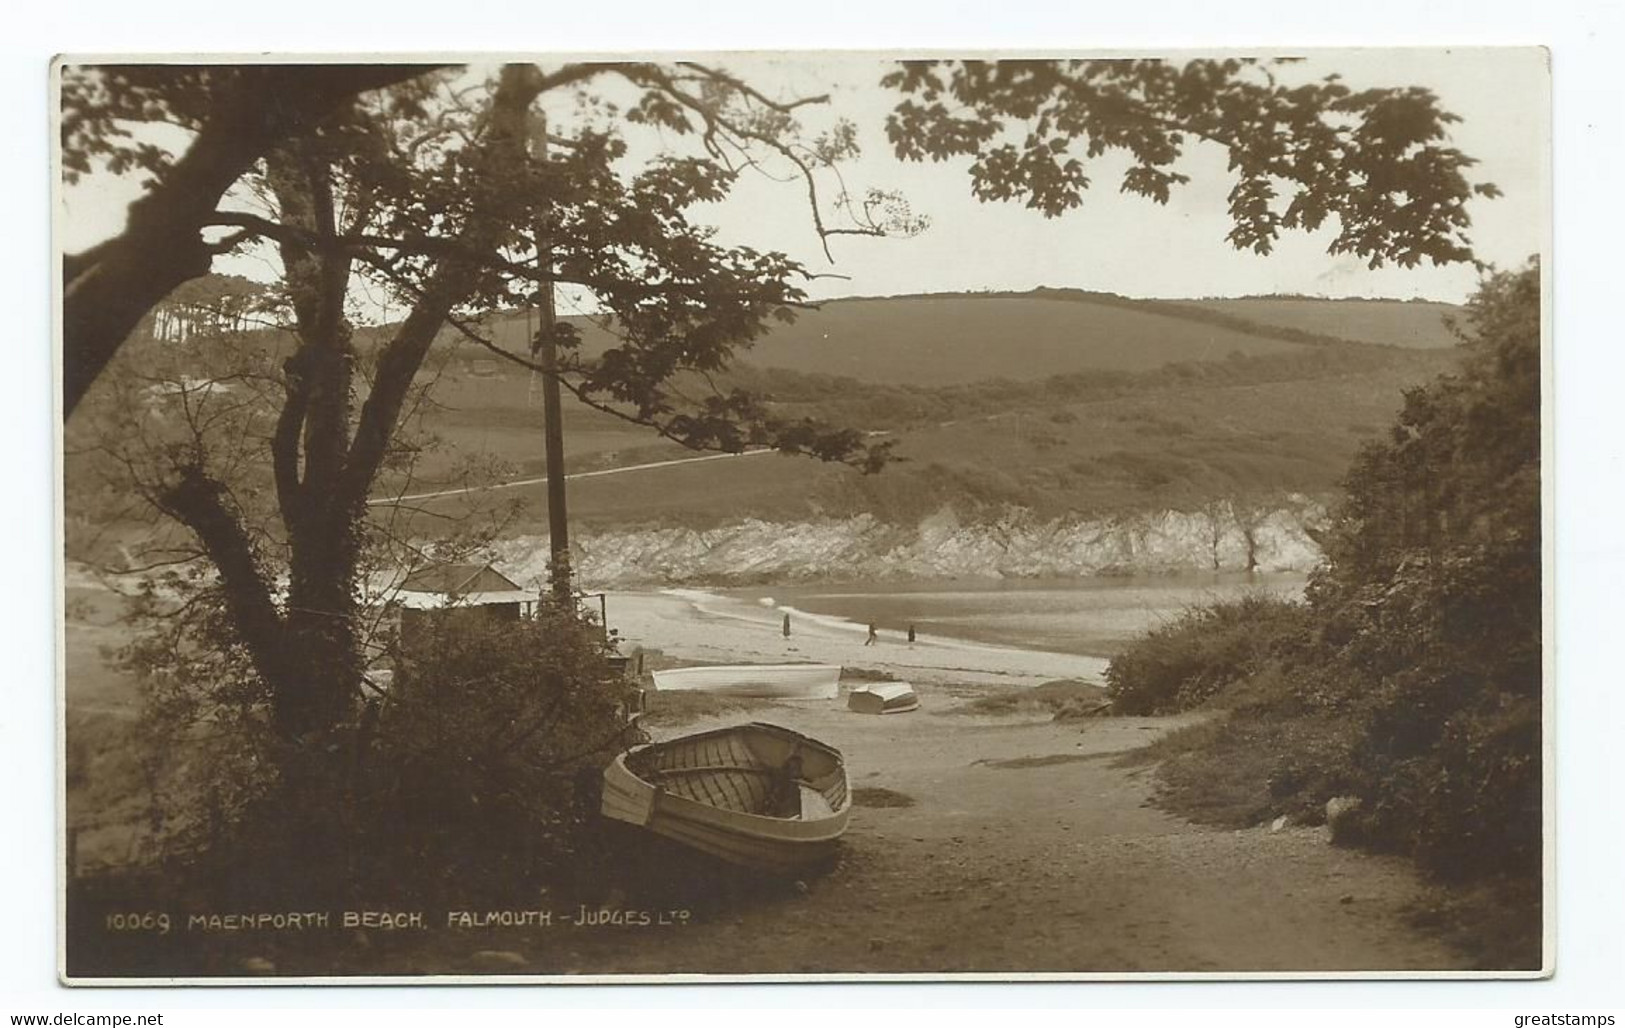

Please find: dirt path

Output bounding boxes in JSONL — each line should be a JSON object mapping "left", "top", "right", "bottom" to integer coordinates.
{"left": 370, "top": 448, "right": 777, "bottom": 505}
{"left": 431, "top": 696, "right": 1470, "bottom": 977}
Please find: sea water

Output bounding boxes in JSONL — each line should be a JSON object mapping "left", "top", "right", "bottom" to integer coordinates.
{"left": 716, "top": 572, "right": 1307, "bottom": 659}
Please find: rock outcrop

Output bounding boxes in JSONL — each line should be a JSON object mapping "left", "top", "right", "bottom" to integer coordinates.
{"left": 492, "top": 500, "right": 1327, "bottom": 588}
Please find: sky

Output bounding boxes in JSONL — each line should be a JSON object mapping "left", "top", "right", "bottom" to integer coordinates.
{"left": 628, "top": 49, "right": 1549, "bottom": 304}
{"left": 58, "top": 48, "right": 1550, "bottom": 311}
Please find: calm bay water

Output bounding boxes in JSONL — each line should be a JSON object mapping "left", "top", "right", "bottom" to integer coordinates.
{"left": 720, "top": 572, "right": 1307, "bottom": 658}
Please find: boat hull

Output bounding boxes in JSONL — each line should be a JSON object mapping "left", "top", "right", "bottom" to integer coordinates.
{"left": 847, "top": 682, "right": 920, "bottom": 714}
{"left": 649, "top": 663, "right": 841, "bottom": 699}
{"left": 601, "top": 722, "right": 851, "bottom": 874}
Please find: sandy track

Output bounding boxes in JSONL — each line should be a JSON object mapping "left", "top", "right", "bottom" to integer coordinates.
{"left": 450, "top": 696, "right": 1469, "bottom": 976}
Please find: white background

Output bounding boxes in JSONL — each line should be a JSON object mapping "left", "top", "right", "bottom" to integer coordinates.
{"left": 4, "top": 0, "right": 1621, "bottom": 1017}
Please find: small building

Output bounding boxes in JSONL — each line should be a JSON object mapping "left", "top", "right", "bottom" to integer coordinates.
{"left": 394, "top": 562, "right": 534, "bottom": 631}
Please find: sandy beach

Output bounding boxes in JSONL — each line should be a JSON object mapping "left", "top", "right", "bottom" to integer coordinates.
{"left": 64, "top": 576, "right": 1477, "bottom": 977}
{"left": 604, "top": 588, "right": 1110, "bottom": 687}
{"left": 561, "top": 700, "right": 1473, "bottom": 975}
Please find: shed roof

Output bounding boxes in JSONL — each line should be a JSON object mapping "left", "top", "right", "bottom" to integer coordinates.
{"left": 399, "top": 562, "right": 523, "bottom": 597}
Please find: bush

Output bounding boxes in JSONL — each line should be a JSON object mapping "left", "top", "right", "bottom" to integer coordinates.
{"left": 1347, "top": 672, "right": 1541, "bottom": 881}
{"left": 1124, "top": 713, "right": 1360, "bottom": 828}
{"left": 1307, "top": 263, "right": 1542, "bottom": 880}
{"left": 128, "top": 594, "right": 643, "bottom": 908}
{"left": 1105, "top": 594, "right": 1310, "bottom": 714}
{"left": 358, "top": 600, "right": 644, "bottom": 900}
{"left": 1123, "top": 262, "right": 1543, "bottom": 894}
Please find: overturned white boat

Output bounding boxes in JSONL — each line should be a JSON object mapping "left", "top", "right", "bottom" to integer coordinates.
{"left": 847, "top": 681, "right": 919, "bottom": 714}
{"left": 649, "top": 663, "right": 841, "bottom": 699}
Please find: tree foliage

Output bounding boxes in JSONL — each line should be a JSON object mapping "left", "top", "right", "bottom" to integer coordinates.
{"left": 886, "top": 59, "right": 1499, "bottom": 266}
{"left": 67, "top": 62, "right": 910, "bottom": 756}
{"left": 60, "top": 64, "right": 442, "bottom": 413}
{"left": 1306, "top": 259, "right": 1541, "bottom": 878}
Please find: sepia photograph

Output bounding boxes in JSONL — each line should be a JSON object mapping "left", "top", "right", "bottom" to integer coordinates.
{"left": 55, "top": 49, "right": 1550, "bottom": 983}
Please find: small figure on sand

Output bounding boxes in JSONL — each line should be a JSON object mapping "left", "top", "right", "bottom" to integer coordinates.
{"left": 865, "top": 622, "right": 878, "bottom": 646}
{"left": 907, "top": 623, "right": 917, "bottom": 646}
{"left": 782, "top": 612, "right": 792, "bottom": 638}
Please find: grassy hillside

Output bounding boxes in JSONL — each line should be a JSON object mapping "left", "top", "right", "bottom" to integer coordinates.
{"left": 407, "top": 365, "right": 697, "bottom": 484}
{"left": 633, "top": 295, "right": 1302, "bottom": 385}
{"left": 439, "top": 287, "right": 1458, "bottom": 388}
{"left": 390, "top": 290, "right": 1464, "bottom": 530}
{"left": 404, "top": 342, "right": 1459, "bottom": 532}
{"left": 1171, "top": 297, "right": 1460, "bottom": 349}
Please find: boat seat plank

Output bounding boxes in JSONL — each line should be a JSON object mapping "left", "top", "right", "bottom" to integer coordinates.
{"left": 646, "top": 764, "right": 774, "bottom": 778}
{"left": 625, "top": 724, "right": 847, "bottom": 817}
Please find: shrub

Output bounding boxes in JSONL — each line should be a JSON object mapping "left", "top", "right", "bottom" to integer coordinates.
{"left": 1123, "top": 712, "right": 1360, "bottom": 828}
{"left": 1125, "top": 262, "right": 1543, "bottom": 893}
{"left": 1307, "top": 263, "right": 1542, "bottom": 880}
{"left": 359, "top": 600, "right": 645, "bottom": 900}
{"left": 1105, "top": 594, "right": 1310, "bottom": 714}
{"left": 1342, "top": 667, "right": 1541, "bottom": 882}
{"left": 126, "top": 592, "right": 643, "bottom": 907}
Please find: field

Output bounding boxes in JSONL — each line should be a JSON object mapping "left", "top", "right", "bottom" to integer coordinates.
{"left": 1170, "top": 297, "right": 1460, "bottom": 349}
{"left": 405, "top": 348, "right": 1458, "bottom": 532}
{"left": 441, "top": 289, "right": 1457, "bottom": 384}
{"left": 623, "top": 294, "right": 1305, "bottom": 386}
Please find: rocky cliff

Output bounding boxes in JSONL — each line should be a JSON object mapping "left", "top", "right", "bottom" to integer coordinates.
{"left": 492, "top": 501, "right": 1327, "bottom": 588}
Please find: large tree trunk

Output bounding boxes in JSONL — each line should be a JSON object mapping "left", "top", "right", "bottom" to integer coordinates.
{"left": 251, "top": 65, "right": 547, "bottom": 740}
{"left": 262, "top": 138, "right": 370, "bottom": 741}
{"left": 283, "top": 549, "right": 366, "bottom": 740}
{"left": 140, "top": 66, "right": 549, "bottom": 746}
{"left": 156, "top": 464, "right": 296, "bottom": 708}
{"left": 156, "top": 463, "right": 362, "bottom": 742}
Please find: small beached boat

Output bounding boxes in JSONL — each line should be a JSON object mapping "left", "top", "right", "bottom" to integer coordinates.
{"left": 649, "top": 663, "right": 841, "bottom": 699}
{"left": 846, "top": 682, "right": 919, "bottom": 715}
{"left": 600, "top": 722, "right": 851, "bottom": 873}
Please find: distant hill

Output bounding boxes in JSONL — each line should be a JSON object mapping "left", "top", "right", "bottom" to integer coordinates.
{"left": 404, "top": 287, "right": 1465, "bottom": 531}
{"left": 442, "top": 288, "right": 1460, "bottom": 389}
{"left": 655, "top": 294, "right": 1304, "bottom": 386}
{"left": 1169, "top": 296, "right": 1460, "bottom": 350}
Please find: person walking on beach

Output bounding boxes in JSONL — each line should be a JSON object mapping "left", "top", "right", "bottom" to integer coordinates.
{"left": 907, "top": 623, "right": 917, "bottom": 647}
{"left": 782, "top": 612, "right": 792, "bottom": 638}
{"left": 865, "top": 622, "right": 878, "bottom": 646}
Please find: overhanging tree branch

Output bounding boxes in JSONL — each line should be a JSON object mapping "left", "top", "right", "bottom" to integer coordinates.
{"left": 62, "top": 63, "right": 446, "bottom": 417}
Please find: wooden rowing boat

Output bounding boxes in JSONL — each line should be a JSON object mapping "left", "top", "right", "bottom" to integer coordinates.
{"left": 846, "top": 682, "right": 919, "bottom": 714}
{"left": 648, "top": 663, "right": 841, "bottom": 699}
{"left": 600, "top": 722, "right": 851, "bottom": 873}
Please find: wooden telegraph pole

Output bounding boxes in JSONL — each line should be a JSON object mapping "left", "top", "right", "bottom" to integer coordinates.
{"left": 530, "top": 104, "right": 572, "bottom": 605}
